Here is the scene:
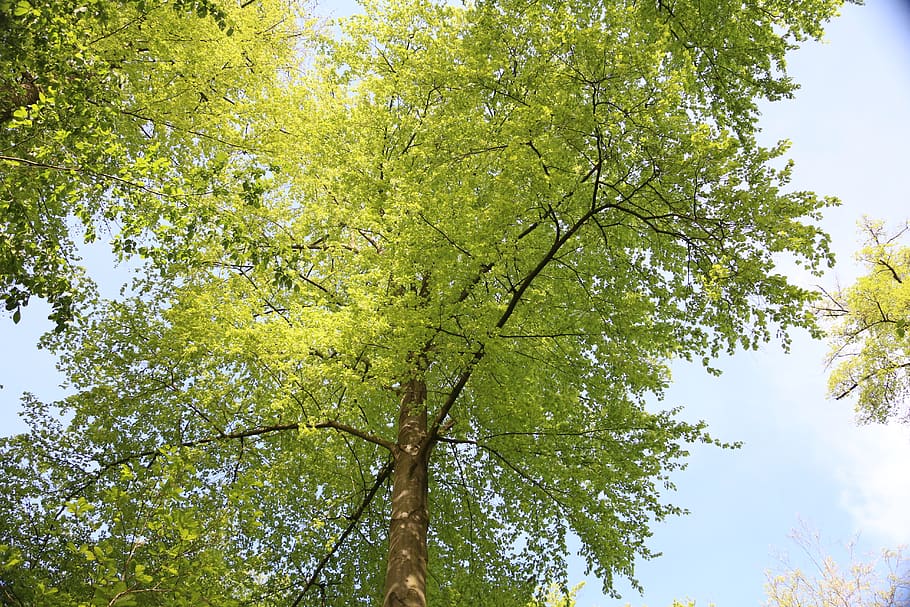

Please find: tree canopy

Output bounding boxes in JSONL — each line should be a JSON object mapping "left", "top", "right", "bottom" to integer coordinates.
{"left": 0, "top": 0, "right": 301, "bottom": 328}
{"left": 1, "top": 0, "right": 852, "bottom": 605}
{"left": 823, "top": 219, "right": 910, "bottom": 425}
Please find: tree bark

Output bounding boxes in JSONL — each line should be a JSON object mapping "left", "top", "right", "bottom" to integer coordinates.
{"left": 383, "top": 377, "right": 430, "bottom": 607}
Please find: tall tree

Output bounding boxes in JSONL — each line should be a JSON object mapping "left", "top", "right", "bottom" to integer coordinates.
{"left": 1, "top": 0, "right": 851, "bottom": 606}
{"left": 822, "top": 219, "right": 910, "bottom": 425}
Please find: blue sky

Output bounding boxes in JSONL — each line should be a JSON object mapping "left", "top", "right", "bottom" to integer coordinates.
{"left": 592, "top": 1, "right": 910, "bottom": 605}
{"left": 1, "top": 1, "right": 909, "bottom": 606}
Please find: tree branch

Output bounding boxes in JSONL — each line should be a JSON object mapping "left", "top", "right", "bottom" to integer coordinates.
{"left": 290, "top": 459, "right": 393, "bottom": 607}
{"left": 480, "top": 425, "right": 658, "bottom": 441}
{"left": 438, "top": 437, "right": 568, "bottom": 509}
{"left": 417, "top": 212, "right": 475, "bottom": 258}
{"left": 426, "top": 347, "right": 485, "bottom": 449}
{"left": 314, "top": 420, "right": 395, "bottom": 451}
{"left": 118, "top": 108, "right": 262, "bottom": 152}
{"left": 427, "top": 172, "right": 659, "bottom": 446}
{"left": 55, "top": 419, "right": 392, "bottom": 519}
{"left": 834, "top": 362, "right": 910, "bottom": 401}
{"left": 0, "top": 154, "right": 168, "bottom": 197}
{"left": 877, "top": 258, "right": 903, "bottom": 283}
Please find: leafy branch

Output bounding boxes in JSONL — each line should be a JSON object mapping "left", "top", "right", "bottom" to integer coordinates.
{"left": 56, "top": 419, "right": 394, "bottom": 519}
{"left": 0, "top": 154, "right": 168, "bottom": 197}
{"left": 289, "top": 459, "right": 393, "bottom": 607}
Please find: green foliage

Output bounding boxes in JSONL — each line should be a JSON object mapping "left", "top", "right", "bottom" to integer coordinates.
{"left": 527, "top": 583, "right": 584, "bottom": 607}
{"left": 1, "top": 0, "right": 851, "bottom": 605}
{"left": 0, "top": 405, "right": 258, "bottom": 606}
{"left": 0, "top": 0, "right": 303, "bottom": 329}
{"left": 823, "top": 218, "right": 910, "bottom": 424}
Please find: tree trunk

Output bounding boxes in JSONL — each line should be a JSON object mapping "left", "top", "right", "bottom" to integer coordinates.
{"left": 383, "top": 378, "right": 430, "bottom": 607}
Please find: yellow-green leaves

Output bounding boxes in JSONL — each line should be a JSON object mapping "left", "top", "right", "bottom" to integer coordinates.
{"left": 11, "top": 0, "right": 33, "bottom": 17}
{"left": 0, "top": 0, "right": 307, "bottom": 328}
{"left": 824, "top": 218, "right": 910, "bottom": 424}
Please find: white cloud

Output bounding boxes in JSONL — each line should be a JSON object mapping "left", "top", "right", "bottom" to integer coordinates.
{"left": 832, "top": 422, "right": 910, "bottom": 544}
{"left": 750, "top": 337, "right": 910, "bottom": 546}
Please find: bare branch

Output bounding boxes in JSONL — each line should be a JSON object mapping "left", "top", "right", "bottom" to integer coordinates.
{"left": 877, "top": 258, "right": 903, "bottom": 283}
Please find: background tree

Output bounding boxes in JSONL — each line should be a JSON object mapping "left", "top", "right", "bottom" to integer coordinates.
{"left": 822, "top": 218, "right": 910, "bottom": 424}
{"left": 0, "top": 0, "right": 302, "bottom": 328}
{"left": 1, "top": 0, "right": 852, "bottom": 606}
{"left": 765, "top": 527, "right": 910, "bottom": 607}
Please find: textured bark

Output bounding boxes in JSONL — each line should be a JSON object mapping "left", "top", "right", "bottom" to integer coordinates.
{"left": 383, "top": 378, "right": 430, "bottom": 607}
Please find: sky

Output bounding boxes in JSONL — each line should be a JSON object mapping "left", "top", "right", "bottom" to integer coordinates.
{"left": 589, "top": 1, "right": 910, "bottom": 605}
{"left": 1, "top": 1, "right": 909, "bottom": 606}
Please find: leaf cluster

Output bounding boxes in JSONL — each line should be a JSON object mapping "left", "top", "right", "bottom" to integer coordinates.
{"left": 0, "top": 0, "right": 303, "bottom": 329}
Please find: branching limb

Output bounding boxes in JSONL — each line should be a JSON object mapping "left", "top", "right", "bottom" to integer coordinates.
{"left": 54, "top": 422, "right": 301, "bottom": 517}
{"left": 313, "top": 420, "right": 395, "bottom": 451}
{"left": 0, "top": 154, "right": 169, "bottom": 197}
{"left": 814, "top": 284, "right": 848, "bottom": 317}
{"left": 427, "top": 171, "right": 659, "bottom": 446}
{"left": 438, "top": 437, "right": 568, "bottom": 510}
{"left": 480, "top": 425, "right": 657, "bottom": 441}
{"left": 55, "top": 419, "right": 392, "bottom": 518}
{"left": 417, "top": 212, "right": 475, "bottom": 258}
{"left": 426, "top": 347, "right": 485, "bottom": 450}
{"left": 877, "top": 258, "right": 903, "bottom": 283}
{"left": 289, "top": 458, "right": 393, "bottom": 607}
{"left": 834, "top": 362, "right": 910, "bottom": 401}
{"left": 118, "top": 108, "right": 263, "bottom": 152}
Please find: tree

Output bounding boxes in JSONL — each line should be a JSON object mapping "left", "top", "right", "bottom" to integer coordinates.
{"left": 531, "top": 584, "right": 584, "bottom": 607}
{"left": 0, "top": 0, "right": 301, "bottom": 328}
{"left": 1, "top": 0, "right": 851, "bottom": 606}
{"left": 765, "top": 527, "right": 910, "bottom": 607}
{"left": 822, "top": 218, "right": 910, "bottom": 425}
